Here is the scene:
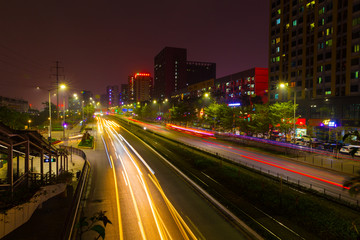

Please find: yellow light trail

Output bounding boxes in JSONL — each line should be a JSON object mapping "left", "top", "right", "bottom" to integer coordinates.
{"left": 148, "top": 174, "right": 198, "bottom": 240}
{"left": 103, "top": 118, "right": 198, "bottom": 240}
{"left": 118, "top": 152, "right": 147, "bottom": 240}
{"left": 99, "top": 119, "right": 123, "bottom": 240}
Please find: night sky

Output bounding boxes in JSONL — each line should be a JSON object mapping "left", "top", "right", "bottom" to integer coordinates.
{"left": 0, "top": 0, "right": 269, "bottom": 109}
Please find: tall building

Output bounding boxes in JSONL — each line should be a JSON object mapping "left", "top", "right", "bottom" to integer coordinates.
{"left": 128, "top": 73, "right": 152, "bottom": 102}
{"left": 106, "top": 85, "right": 119, "bottom": 108}
{"left": 119, "top": 84, "right": 128, "bottom": 104}
{"left": 269, "top": 0, "right": 360, "bottom": 124}
{"left": 154, "top": 47, "right": 217, "bottom": 100}
{"left": 186, "top": 61, "right": 216, "bottom": 86}
{"left": 154, "top": 47, "right": 187, "bottom": 100}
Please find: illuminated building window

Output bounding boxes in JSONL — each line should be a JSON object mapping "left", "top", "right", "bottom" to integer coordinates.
{"left": 353, "top": 17, "right": 360, "bottom": 26}
{"left": 276, "top": 47, "right": 280, "bottom": 52}
{"left": 352, "top": 71, "right": 359, "bottom": 79}
{"left": 286, "top": 23, "right": 290, "bottom": 29}
{"left": 326, "top": 39, "right": 332, "bottom": 47}
{"left": 276, "top": 37, "right": 280, "bottom": 44}
{"left": 276, "top": 56, "right": 280, "bottom": 62}
{"left": 275, "top": 93, "right": 279, "bottom": 99}
{"left": 354, "top": 44, "right": 360, "bottom": 53}
{"left": 326, "top": 27, "right": 332, "bottom": 36}
{"left": 276, "top": 18, "right": 281, "bottom": 25}
{"left": 319, "top": 7, "right": 325, "bottom": 15}
{"left": 318, "top": 77, "right": 322, "bottom": 83}
{"left": 325, "top": 91, "right": 331, "bottom": 95}
{"left": 293, "top": 20, "right": 297, "bottom": 26}
{"left": 277, "top": 9, "right": 281, "bottom": 14}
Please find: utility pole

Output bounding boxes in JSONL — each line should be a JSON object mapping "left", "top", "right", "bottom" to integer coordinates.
{"left": 51, "top": 61, "right": 64, "bottom": 119}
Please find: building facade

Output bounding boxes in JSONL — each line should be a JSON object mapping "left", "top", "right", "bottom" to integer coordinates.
{"left": 269, "top": 0, "right": 360, "bottom": 127}
{"left": 106, "top": 85, "right": 119, "bottom": 108}
{"left": 128, "top": 73, "right": 152, "bottom": 102}
{"left": 154, "top": 47, "right": 187, "bottom": 100}
{"left": 215, "top": 68, "right": 269, "bottom": 106}
{"left": 0, "top": 96, "right": 29, "bottom": 112}
{"left": 186, "top": 61, "right": 216, "bottom": 86}
{"left": 119, "top": 84, "right": 128, "bottom": 104}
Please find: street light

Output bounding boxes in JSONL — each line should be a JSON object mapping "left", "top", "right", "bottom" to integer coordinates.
{"left": 28, "top": 119, "right": 31, "bottom": 129}
{"left": 48, "top": 84, "right": 66, "bottom": 143}
{"left": 280, "top": 83, "right": 297, "bottom": 141}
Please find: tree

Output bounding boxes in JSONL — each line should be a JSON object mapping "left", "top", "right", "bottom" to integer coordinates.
{"left": 204, "top": 102, "right": 221, "bottom": 130}
{"left": 248, "top": 104, "right": 271, "bottom": 136}
{"left": 269, "top": 101, "right": 297, "bottom": 137}
{"left": 0, "top": 106, "right": 29, "bottom": 130}
{"left": 83, "top": 104, "right": 95, "bottom": 119}
{"left": 169, "top": 101, "right": 196, "bottom": 124}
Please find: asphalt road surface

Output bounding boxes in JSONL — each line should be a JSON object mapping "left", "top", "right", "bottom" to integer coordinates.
{"left": 80, "top": 118, "right": 256, "bottom": 240}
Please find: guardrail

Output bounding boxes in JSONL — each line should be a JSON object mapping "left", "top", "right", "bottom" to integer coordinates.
{"left": 217, "top": 133, "right": 360, "bottom": 175}
{"left": 118, "top": 118, "right": 360, "bottom": 208}
{"left": 175, "top": 139, "right": 360, "bottom": 208}
{"left": 62, "top": 146, "right": 91, "bottom": 240}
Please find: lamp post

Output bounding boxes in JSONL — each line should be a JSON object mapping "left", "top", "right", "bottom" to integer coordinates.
{"left": 28, "top": 119, "right": 31, "bottom": 129}
{"left": 280, "top": 83, "right": 297, "bottom": 141}
{"left": 48, "top": 84, "right": 66, "bottom": 143}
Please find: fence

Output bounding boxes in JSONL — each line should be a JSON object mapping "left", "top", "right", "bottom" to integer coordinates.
{"left": 62, "top": 146, "right": 91, "bottom": 240}
{"left": 218, "top": 133, "right": 360, "bottom": 175}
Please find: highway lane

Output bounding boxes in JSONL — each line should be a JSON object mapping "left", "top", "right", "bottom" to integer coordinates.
{"left": 118, "top": 117, "right": 358, "bottom": 203}
{"left": 98, "top": 118, "right": 254, "bottom": 240}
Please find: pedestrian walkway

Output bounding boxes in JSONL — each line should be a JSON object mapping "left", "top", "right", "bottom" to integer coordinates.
{"left": 0, "top": 153, "right": 86, "bottom": 239}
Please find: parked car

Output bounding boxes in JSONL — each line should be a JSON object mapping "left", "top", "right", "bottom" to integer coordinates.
{"left": 340, "top": 145, "right": 360, "bottom": 155}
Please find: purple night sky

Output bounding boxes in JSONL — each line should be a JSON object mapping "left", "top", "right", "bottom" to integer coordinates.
{"left": 0, "top": 0, "right": 269, "bottom": 109}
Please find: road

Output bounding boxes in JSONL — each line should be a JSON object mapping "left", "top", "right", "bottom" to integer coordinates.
{"left": 81, "top": 117, "right": 256, "bottom": 239}
{"left": 117, "top": 117, "right": 359, "bottom": 204}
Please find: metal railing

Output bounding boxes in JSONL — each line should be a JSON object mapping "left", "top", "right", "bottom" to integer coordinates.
{"left": 62, "top": 146, "right": 91, "bottom": 240}
{"left": 177, "top": 140, "right": 360, "bottom": 207}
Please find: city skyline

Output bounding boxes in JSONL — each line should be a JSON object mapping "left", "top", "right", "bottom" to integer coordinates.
{"left": 0, "top": 0, "right": 268, "bottom": 109}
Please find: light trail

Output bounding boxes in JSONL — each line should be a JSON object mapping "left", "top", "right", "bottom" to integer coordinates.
{"left": 118, "top": 152, "right": 147, "bottom": 240}
{"left": 98, "top": 119, "right": 123, "bottom": 239}
{"left": 102, "top": 118, "right": 200, "bottom": 240}
{"left": 200, "top": 139, "right": 349, "bottom": 189}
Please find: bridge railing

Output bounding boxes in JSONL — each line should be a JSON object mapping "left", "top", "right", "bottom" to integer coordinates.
{"left": 62, "top": 146, "right": 91, "bottom": 240}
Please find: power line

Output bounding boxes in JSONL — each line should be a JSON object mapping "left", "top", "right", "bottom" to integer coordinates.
{"left": 51, "top": 61, "right": 64, "bottom": 119}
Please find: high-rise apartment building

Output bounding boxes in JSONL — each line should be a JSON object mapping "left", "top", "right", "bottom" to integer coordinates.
{"left": 106, "top": 85, "right": 119, "bottom": 108}
{"left": 154, "top": 47, "right": 187, "bottom": 100}
{"left": 269, "top": 0, "right": 360, "bottom": 123}
{"left": 119, "top": 84, "right": 128, "bottom": 104}
{"left": 128, "top": 73, "right": 152, "bottom": 102}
